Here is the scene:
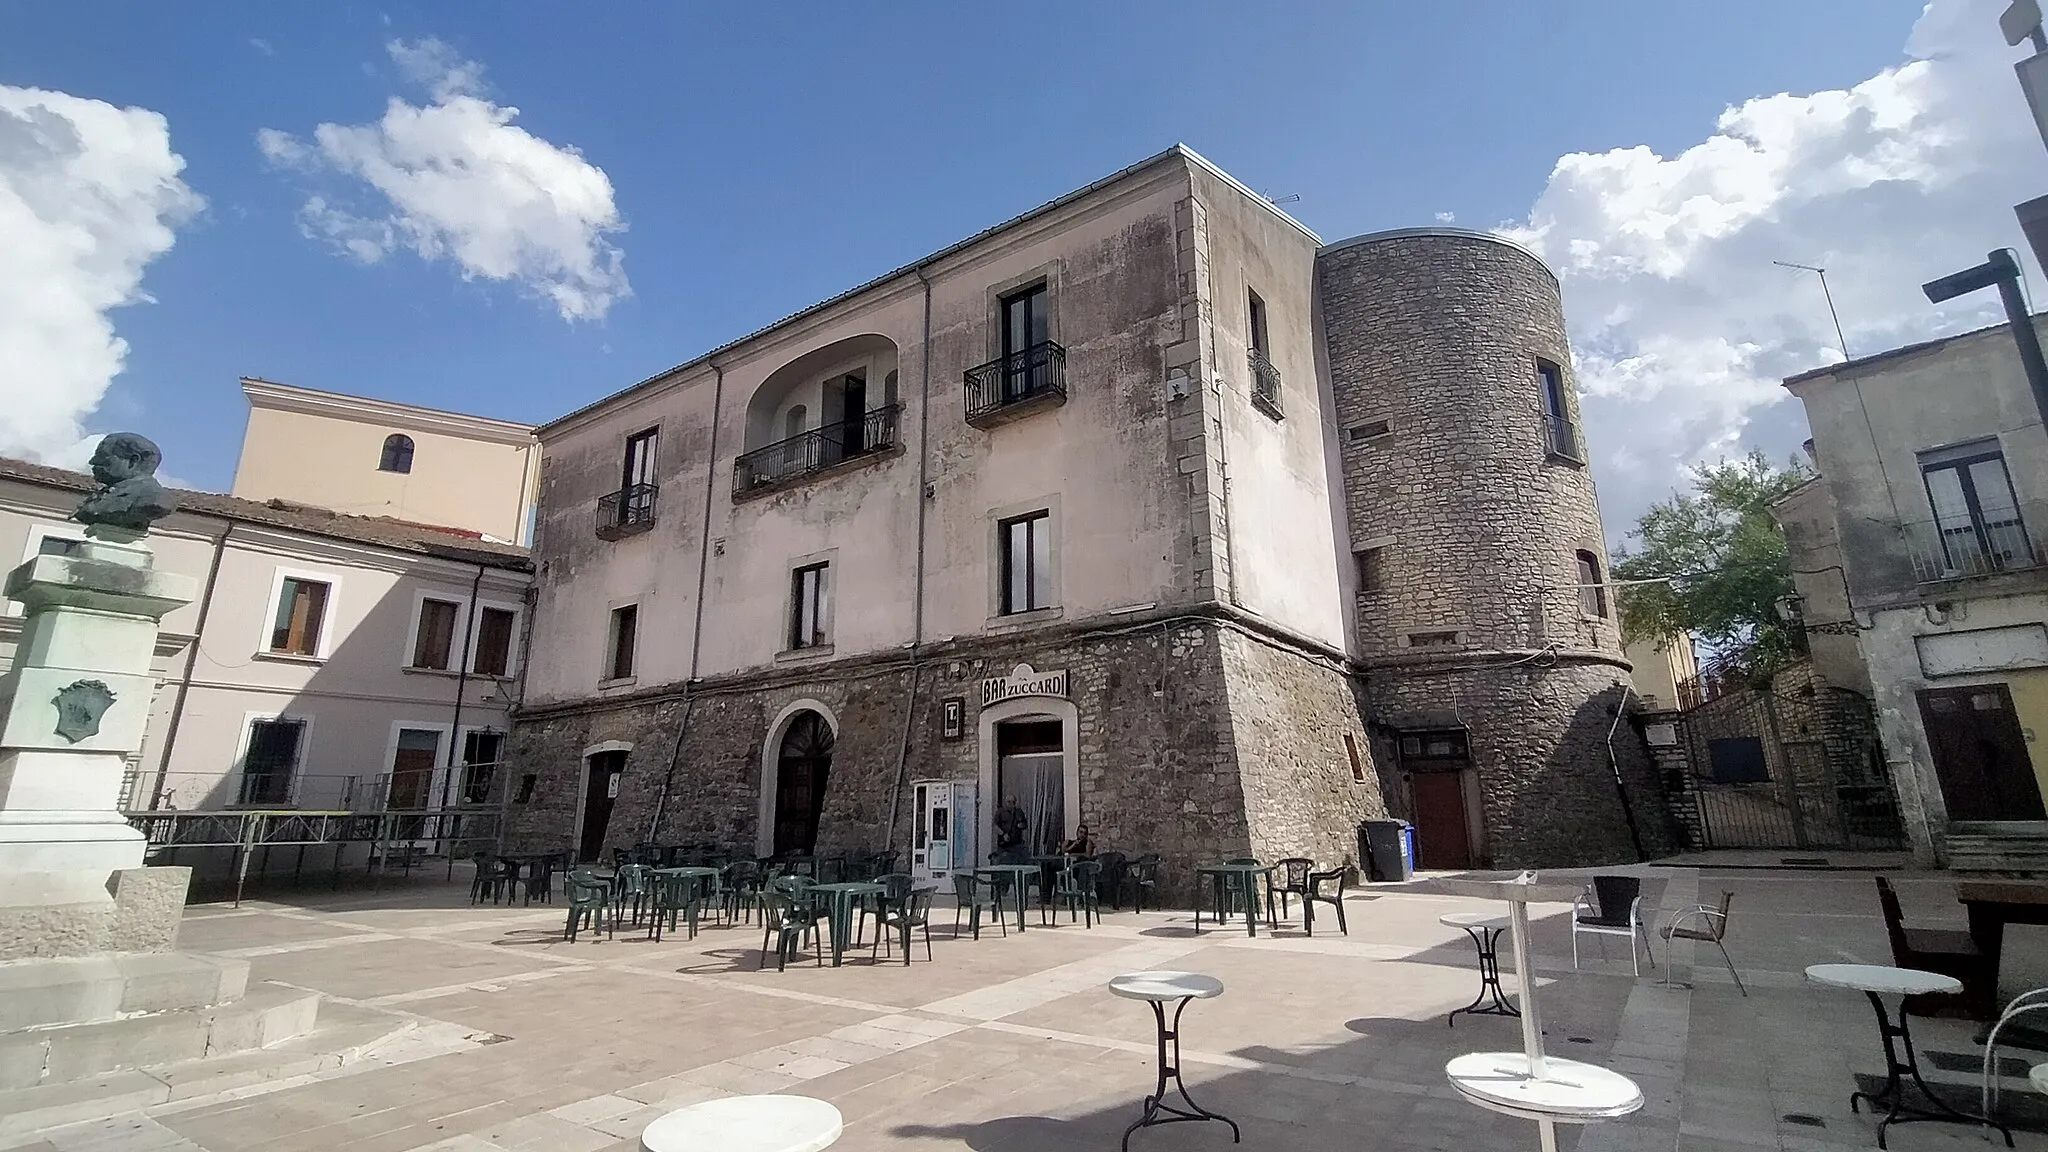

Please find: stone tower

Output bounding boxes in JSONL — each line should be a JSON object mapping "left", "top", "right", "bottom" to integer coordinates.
{"left": 1315, "top": 228, "right": 1667, "bottom": 868}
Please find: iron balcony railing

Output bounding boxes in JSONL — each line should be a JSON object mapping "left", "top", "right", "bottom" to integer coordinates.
{"left": 1902, "top": 505, "right": 2047, "bottom": 581}
{"left": 596, "top": 483, "right": 657, "bottom": 539}
{"left": 125, "top": 763, "right": 512, "bottom": 814}
{"left": 964, "top": 340, "right": 1067, "bottom": 426}
{"left": 1248, "top": 347, "right": 1283, "bottom": 417}
{"left": 1543, "top": 414, "right": 1582, "bottom": 460}
{"left": 735, "top": 405, "right": 902, "bottom": 493}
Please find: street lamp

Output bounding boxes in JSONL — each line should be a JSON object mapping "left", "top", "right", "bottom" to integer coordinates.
{"left": 1922, "top": 249, "right": 2048, "bottom": 429}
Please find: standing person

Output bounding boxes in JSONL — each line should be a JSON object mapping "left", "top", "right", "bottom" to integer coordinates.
{"left": 994, "top": 794, "right": 1028, "bottom": 862}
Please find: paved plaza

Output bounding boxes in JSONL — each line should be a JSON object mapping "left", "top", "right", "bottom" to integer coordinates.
{"left": 8, "top": 864, "right": 2048, "bottom": 1152}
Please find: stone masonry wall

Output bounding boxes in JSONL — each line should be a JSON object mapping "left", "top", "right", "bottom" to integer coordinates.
{"left": 1369, "top": 659, "right": 1680, "bottom": 869}
{"left": 506, "top": 612, "right": 1383, "bottom": 906}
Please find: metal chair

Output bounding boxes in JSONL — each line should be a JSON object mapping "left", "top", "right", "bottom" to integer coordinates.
{"left": 1572, "top": 875, "right": 1653, "bottom": 975}
{"left": 1660, "top": 890, "right": 1744, "bottom": 995}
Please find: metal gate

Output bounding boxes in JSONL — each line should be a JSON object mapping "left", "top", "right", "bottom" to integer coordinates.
{"left": 1656, "top": 679, "right": 1905, "bottom": 852}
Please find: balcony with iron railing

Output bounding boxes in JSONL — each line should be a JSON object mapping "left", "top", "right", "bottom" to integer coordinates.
{"left": 1543, "top": 413, "right": 1582, "bottom": 462}
{"left": 734, "top": 405, "right": 902, "bottom": 497}
{"left": 1901, "top": 504, "right": 2048, "bottom": 583}
{"left": 964, "top": 340, "right": 1067, "bottom": 427}
{"left": 1248, "top": 347, "right": 1283, "bottom": 419}
{"left": 596, "top": 483, "right": 657, "bottom": 540}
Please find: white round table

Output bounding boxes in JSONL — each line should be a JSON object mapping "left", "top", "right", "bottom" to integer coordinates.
{"left": 1441, "top": 913, "right": 1518, "bottom": 1026}
{"left": 1803, "top": 964, "right": 2009, "bottom": 1148}
{"left": 2033, "top": 1063, "right": 2048, "bottom": 1096}
{"left": 639, "top": 1094, "right": 842, "bottom": 1152}
{"left": 1445, "top": 1051, "right": 1644, "bottom": 1124}
{"left": 1107, "top": 972, "right": 1236, "bottom": 1150}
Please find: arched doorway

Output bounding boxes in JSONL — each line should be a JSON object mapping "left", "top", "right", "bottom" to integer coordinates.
{"left": 773, "top": 710, "right": 834, "bottom": 855}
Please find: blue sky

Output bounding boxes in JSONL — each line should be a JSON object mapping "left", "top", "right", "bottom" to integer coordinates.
{"left": 3, "top": 0, "right": 2038, "bottom": 539}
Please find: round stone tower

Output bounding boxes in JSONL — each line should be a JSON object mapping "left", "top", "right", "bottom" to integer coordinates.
{"left": 1315, "top": 227, "right": 1665, "bottom": 869}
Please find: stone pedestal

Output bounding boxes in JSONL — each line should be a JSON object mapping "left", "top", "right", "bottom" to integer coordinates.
{"left": 0, "top": 537, "right": 195, "bottom": 960}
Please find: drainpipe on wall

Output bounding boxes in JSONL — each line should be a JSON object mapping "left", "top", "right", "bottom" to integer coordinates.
{"left": 881, "top": 269, "right": 937, "bottom": 855}
{"left": 649, "top": 362, "right": 724, "bottom": 841}
{"left": 147, "top": 521, "right": 231, "bottom": 810}
{"left": 438, "top": 562, "right": 486, "bottom": 818}
{"left": 1605, "top": 683, "right": 1648, "bottom": 862}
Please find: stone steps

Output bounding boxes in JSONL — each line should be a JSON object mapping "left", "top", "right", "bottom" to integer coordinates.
{"left": 0, "top": 952, "right": 249, "bottom": 1032}
{"left": 0, "top": 980, "right": 320, "bottom": 1091}
{"left": 0, "top": 1000, "right": 413, "bottom": 1142}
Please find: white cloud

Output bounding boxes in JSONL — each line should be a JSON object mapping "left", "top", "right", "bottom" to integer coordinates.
{"left": 0, "top": 86, "right": 201, "bottom": 464}
{"left": 1434, "top": 210, "right": 1457, "bottom": 224}
{"left": 259, "top": 37, "right": 628, "bottom": 322}
{"left": 1500, "top": 0, "right": 2048, "bottom": 543}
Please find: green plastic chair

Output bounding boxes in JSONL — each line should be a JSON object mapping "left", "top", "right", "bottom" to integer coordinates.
{"left": 951, "top": 873, "right": 1006, "bottom": 940}
{"left": 564, "top": 869, "right": 614, "bottom": 942}
{"left": 1053, "top": 860, "right": 1103, "bottom": 928}
{"left": 614, "top": 863, "right": 654, "bottom": 926}
{"left": 757, "top": 890, "right": 821, "bottom": 971}
{"left": 872, "top": 886, "right": 936, "bottom": 964}
{"left": 647, "top": 870, "right": 699, "bottom": 942}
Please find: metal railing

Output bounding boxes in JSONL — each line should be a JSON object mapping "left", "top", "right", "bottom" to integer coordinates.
{"left": 596, "top": 483, "right": 657, "bottom": 539}
{"left": 1543, "top": 414, "right": 1581, "bottom": 460}
{"left": 734, "top": 405, "right": 902, "bottom": 493}
{"left": 964, "top": 340, "right": 1066, "bottom": 425}
{"left": 1248, "top": 347, "right": 1282, "bottom": 417}
{"left": 1902, "top": 506, "right": 2047, "bottom": 581}
{"left": 126, "top": 762, "right": 510, "bottom": 814}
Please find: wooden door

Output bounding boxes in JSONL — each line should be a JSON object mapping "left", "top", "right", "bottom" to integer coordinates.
{"left": 579, "top": 751, "right": 625, "bottom": 862}
{"left": 387, "top": 729, "right": 439, "bottom": 809}
{"left": 1411, "top": 772, "right": 1474, "bottom": 870}
{"left": 1918, "top": 685, "right": 2044, "bottom": 822}
{"left": 773, "top": 712, "right": 833, "bottom": 855}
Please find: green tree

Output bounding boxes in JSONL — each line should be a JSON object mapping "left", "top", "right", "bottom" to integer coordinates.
{"left": 1613, "top": 451, "right": 1814, "bottom": 682}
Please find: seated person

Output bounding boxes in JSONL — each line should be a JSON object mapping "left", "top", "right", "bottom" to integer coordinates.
{"left": 1059, "top": 823, "right": 1094, "bottom": 858}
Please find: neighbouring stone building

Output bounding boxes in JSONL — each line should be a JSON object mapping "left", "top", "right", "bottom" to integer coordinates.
{"left": 505, "top": 145, "right": 1672, "bottom": 890}
{"left": 1779, "top": 317, "right": 2048, "bottom": 870}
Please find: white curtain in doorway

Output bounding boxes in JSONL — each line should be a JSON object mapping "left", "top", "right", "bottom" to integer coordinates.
{"left": 999, "top": 752, "right": 1064, "bottom": 858}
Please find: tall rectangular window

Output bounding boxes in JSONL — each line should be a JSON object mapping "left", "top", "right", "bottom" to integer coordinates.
{"left": 239, "top": 717, "right": 304, "bottom": 805}
{"left": 410, "top": 597, "right": 460, "bottom": 670}
{"left": 1001, "top": 284, "right": 1048, "bottom": 361}
{"left": 622, "top": 427, "right": 658, "bottom": 489}
{"left": 1000, "top": 511, "right": 1053, "bottom": 614}
{"left": 790, "top": 562, "right": 831, "bottom": 649}
{"left": 461, "top": 730, "right": 505, "bottom": 804}
{"left": 1920, "top": 441, "right": 2033, "bottom": 572}
{"left": 269, "top": 578, "right": 330, "bottom": 657}
{"left": 1538, "top": 360, "right": 1568, "bottom": 421}
{"left": 472, "top": 606, "right": 517, "bottom": 676}
{"left": 606, "top": 604, "right": 638, "bottom": 681}
{"left": 1538, "top": 359, "right": 1578, "bottom": 459}
{"left": 1576, "top": 550, "right": 1608, "bottom": 617}
{"left": 1247, "top": 289, "right": 1269, "bottom": 356}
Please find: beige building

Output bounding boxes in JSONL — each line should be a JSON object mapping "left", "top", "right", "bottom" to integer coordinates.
{"left": 1624, "top": 634, "right": 1701, "bottom": 711}
{"left": 1779, "top": 316, "right": 2048, "bottom": 869}
{"left": 506, "top": 146, "right": 1666, "bottom": 882}
{"left": 0, "top": 455, "right": 532, "bottom": 885}
{"left": 232, "top": 378, "right": 540, "bottom": 544}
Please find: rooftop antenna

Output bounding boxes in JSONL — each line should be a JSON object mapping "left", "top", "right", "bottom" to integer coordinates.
{"left": 1774, "top": 260, "right": 1850, "bottom": 360}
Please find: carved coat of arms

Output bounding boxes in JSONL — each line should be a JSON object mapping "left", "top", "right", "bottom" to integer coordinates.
{"left": 52, "top": 679, "right": 116, "bottom": 743}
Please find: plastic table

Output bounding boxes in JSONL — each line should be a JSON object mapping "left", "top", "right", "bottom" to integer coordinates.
{"left": 1805, "top": 963, "right": 2013, "bottom": 1148}
{"left": 806, "top": 881, "right": 885, "bottom": 966}
{"left": 1194, "top": 863, "right": 1277, "bottom": 937}
{"left": 1441, "top": 912, "right": 1518, "bottom": 1026}
{"left": 976, "top": 864, "right": 1040, "bottom": 932}
{"left": 1108, "top": 970, "right": 1239, "bottom": 1150}
{"left": 639, "top": 1094, "right": 841, "bottom": 1152}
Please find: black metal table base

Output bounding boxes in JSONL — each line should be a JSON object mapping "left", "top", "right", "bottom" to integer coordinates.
{"left": 1122, "top": 995, "right": 1240, "bottom": 1151}
{"left": 1448, "top": 925, "right": 1520, "bottom": 1027}
{"left": 1849, "top": 989, "right": 2012, "bottom": 1149}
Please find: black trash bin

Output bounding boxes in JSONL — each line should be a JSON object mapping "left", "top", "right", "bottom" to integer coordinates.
{"left": 1360, "top": 819, "right": 1414, "bottom": 882}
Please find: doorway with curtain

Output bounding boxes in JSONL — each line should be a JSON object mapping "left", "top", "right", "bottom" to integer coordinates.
{"left": 773, "top": 710, "right": 835, "bottom": 855}
{"left": 995, "top": 719, "right": 1064, "bottom": 860}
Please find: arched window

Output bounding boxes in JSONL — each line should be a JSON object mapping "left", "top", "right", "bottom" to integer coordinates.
{"left": 379, "top": 434, "right": 415, "bottom": 474}
{"left": 1575, "top": 550, "right": 1607, "bottom": 618}
{"left": 785, "top": 405, "right": 807, "bottom": 441}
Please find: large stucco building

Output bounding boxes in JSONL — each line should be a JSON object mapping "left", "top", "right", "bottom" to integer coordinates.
{"left": 1779, "top": 317, "right": 2048, "bottom": 870}
{"left": 505, "top": 146, "right": 1671, "bottom": 886}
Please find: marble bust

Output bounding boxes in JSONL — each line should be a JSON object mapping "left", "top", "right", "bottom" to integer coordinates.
{"left": 73, "top": 433, "right": 176, "bottom": 536}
